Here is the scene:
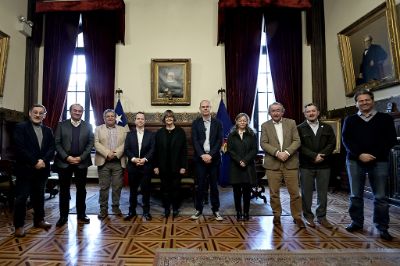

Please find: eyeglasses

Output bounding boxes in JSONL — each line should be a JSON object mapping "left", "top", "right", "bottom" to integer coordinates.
{"left": 32, "top": 111, "right": 46, "bottom": 117}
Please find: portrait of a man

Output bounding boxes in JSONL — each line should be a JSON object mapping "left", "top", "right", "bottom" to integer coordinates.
{"left": 158, "top": 66, "right": 184, "bottom": 98}
{"left": 358, "top": 35, "right": 388, "bottom": 84}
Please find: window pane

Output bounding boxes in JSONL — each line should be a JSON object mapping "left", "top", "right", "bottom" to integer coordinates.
{"left": 257, "top": 73, "right": 267, "bottom": 93}
{"left": 76, "top": 55, "right": 86, "bottom": 72}
{"left": 267, "top": 92, "right": 276, "bottom": 105}
{"left": 76, "top": 92, "right": 86, "bottom": 106}
{"left": 67, "top": 92, "right": 77, "bottom": 107}
{"left": 258, "top": 93, "right": 269, "bottom": 112}
{"left": 76, "top": 33, "right": 84, "bottom": 47}
{"left": 258, "top": 112, "right": 269, "bottom": 129}
{"left": 258, "top": 55, "right": 267, "bottom": 73}
{"left": 70, "top": 57, "right": 77, "bottom": 73}
{"left": 76, "top": 73, "right": 86, "bottom": 90}
{"left": 68, "top": 74, "right": 77, "bottom": 91}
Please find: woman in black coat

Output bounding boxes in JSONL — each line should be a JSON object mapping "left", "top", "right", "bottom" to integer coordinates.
{"left": 227, "top": 113, "right": 258, "bottom": 221}
{"left": 153, "top": 110, "right": 188, "bottom": 218}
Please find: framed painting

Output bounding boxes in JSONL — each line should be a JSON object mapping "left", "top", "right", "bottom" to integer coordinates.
{"left": 0, "top": 30, "right": 10, "bottom": 97}
{"left": 151, "top": 58, "right": 191, "bottom": 105}
{"left": 337, "top": 0, "right": 400, "bottom": 96}
{"left": 321, "top": 118, "right": 342, "bottom": 154}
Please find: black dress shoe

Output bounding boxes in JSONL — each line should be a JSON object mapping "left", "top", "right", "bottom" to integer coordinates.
{"left": 56, "top": 217, "right": 68, "bottom": 227}
{"left": 77, "top": 215, "right": 90, "bottom": 224}
{"left": 236, "top": 212, "right": 243, "bottom": 221}
{"left": 34, "top": 221, "right": 52, "bottom": 230}
{"left": 243, "top": 213, "right": 249, "bottom": 221}
{"left": 124, "top": 212, "right": 137, "bottom": 221}
{"left": 379, "top": 229, "right": 393, "bottom": 241}
{"left": 164, "top": 209, "right": 170, "bottom": 218}
{"left": 143, "top": 213, "right": 152, "bottom": 221}
{"left": 345, "top": 223, "right": 363, "bottom": 232}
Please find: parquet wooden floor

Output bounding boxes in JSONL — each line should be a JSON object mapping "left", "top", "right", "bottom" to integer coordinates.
{"left": 0, "top": 184, "right": 399, "bottom": 265}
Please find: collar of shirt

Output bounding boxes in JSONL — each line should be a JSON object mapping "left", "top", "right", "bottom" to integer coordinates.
{"left": 306, "top": 120, "right": 319, "bottom": 127}
{"left": 357, "top": 109, "right": 377, "bottom": 118}
{"left": 272, "top": 118, "right": 282, "bottom": 124}
{"left": 71, "top": 119, "right": 81, "bottom": 127}
{"left": 136, "top": 128, "right": 144, "bottom": 134}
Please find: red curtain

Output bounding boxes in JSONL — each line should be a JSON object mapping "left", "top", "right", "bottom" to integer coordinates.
{"left": 82, "top": 11, "right": 118, "bottom": 126}
{"left": 218, "top": 0, "right": 311, "bottom": 44}
{"left": 223, "top": 8, "right": 263, "bottom": 122}
{"left": 42, "top": 12, "right": 80, "bottom": 130}
{"left": 36, "top": 0, "right": 125, "bottom": 44}
{"left": 265, "top": 8, "right": 303, "bottom": 124}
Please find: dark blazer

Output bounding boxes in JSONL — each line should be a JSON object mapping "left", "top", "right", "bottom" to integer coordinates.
{"left": 125, "top": 128, "right": 155, "bottom": 174}
{"left": 54, "top": 119, "right": 94, "bottom": 169}
{"left": 154, "top": 126, "right": 188, "bottom": 174}
{"left": 13, "top": 121, "right": 55, "bottom": 177}
{"left": 191, "top": 117, "right": 223, "bottom": 163}
{"left": 227, "top": 129, "right": 258, "bottom": 185}
{"left": 297, "top": 120, "right": 336, "bottom": 169}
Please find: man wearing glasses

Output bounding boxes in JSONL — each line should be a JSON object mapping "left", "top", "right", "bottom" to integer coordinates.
{"left": 13, "top": 104, "right": 55, "bottom": 237}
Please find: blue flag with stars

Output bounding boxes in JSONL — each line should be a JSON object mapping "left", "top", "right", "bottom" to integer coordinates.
{"left": 115, "top": 99, "right": 127, "bottom": 127}
{"left": 216, "top": 99, "right": 233, "bottom": 187}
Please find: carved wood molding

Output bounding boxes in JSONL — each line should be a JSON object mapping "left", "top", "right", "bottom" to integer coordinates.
{"left": 0, "top": 108, "right": 25, "bottom": 122}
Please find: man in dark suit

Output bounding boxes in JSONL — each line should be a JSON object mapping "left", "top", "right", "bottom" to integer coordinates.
{"left": 124, "top": 112, "right": 155, "bottom": 221}
{"left": 297, "top": 103, "right": 336, "bottom": 229}
{"left": 260, "top": 102, "right": 305, "bottom": 228}
{"left": 13, "top": 104, "right": 55, "bottom": 237}
{"left": 359, "top": 35, "right": 387, "bottom": 83}
{"left": 191, "top": 100, "right": 224, "bottom": 221}
{"left": 54, "top": 103, "right": 94, "bottom": 227}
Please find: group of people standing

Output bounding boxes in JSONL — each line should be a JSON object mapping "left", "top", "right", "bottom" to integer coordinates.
{"left": 12, "top": 90, "right": 397, "bottom": 242}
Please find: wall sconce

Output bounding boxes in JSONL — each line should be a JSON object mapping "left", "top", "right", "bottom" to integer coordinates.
{"left": 17, "top": 16, "right": 33, "bottom": 37}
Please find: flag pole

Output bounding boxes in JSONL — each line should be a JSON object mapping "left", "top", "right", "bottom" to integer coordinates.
{"left": 116, "top": 88, "right": 123, "bottom": 100}
{"left": 217, "top": 88, "right": 225, "bottom": 101}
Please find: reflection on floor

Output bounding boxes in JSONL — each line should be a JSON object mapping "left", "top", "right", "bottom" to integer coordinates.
{"left": 0, "top": 184, "right": 399, "bottom": 265}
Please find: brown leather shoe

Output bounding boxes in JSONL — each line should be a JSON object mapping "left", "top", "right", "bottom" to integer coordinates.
{"left": 273, "top": 216, "right": 281, "bottom": 225}
{"left": 318, "top": 218, "right": 334, "bottom": 229}
{"left": 15, "top": 227, "right": 25, "bottom": 237}
{"left": 305, "top": 218, "right": 316, "bottom": 228}
{"left": 294, "top": 218, "right": 306, "bottom": 228}
{"left": 34, "top": 221, "right": 52, "bottom": 230}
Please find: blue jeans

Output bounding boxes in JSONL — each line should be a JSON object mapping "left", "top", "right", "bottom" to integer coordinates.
{"left": 346, "top": 159, "right": 390, "bottom": 230}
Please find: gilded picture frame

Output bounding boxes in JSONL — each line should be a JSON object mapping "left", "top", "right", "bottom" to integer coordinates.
{"left": 151, "top": 58, "right": 191, "bottom": 106}
{"left": 337, "top": 0, "right": 400, "bottom": 97}
{"left": 0, "top": 30, "right": 10, "bottom": 97}
{"left": 321, "top": 118, "right": 341, "bottom": 154}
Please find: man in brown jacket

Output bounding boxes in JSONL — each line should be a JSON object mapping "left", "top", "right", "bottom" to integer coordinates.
{"left": 260, "top": 102, "right": 304, "bottom": 228}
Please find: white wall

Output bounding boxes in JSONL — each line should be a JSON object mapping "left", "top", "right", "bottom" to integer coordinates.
{"left": 325, "top": 0, "right": 400, "bottom": 110}
{"left": 0, "top": 0, "right": 27, "bottom": 112}
{"left": 116, "top": 0, "right": 224, "bottom": 113}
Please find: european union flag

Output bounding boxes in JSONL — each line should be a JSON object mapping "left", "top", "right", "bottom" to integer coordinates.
{"left": 115, "top": 99, "right": 127, "bottom": 127}
{"left": 216, "top": 99, "right": 233, "bottom": 187}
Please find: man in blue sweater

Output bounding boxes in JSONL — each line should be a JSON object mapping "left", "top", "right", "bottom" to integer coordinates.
{"left": 342, "top": 89, "right": 397, "bottom": 241}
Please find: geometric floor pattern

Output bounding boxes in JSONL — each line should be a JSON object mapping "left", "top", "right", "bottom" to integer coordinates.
{"left": 0, "top": 184, "right": 399, "bottom": 265}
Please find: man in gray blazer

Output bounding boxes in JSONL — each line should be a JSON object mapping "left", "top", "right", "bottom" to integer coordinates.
{"left": 260, "top": 102, "right": 304, "bottom": 228}
{"left": 94, "top": 109, "right": 127, "bottom": 220}
{"left": 54, "top": 104, "right": 94, "bottom": 227}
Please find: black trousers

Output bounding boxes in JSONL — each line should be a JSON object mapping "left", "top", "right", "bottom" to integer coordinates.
{"left": 58, "top": 165, "right": 88, "bottom": 217}
{"left": 14, "top": 172, "right": 47, "bottom": 227}
{"left": 232, "top": 183, "right": 252, "bottom": 213}
{"left": 194, "top": 161, "right": 220, "bottom": 212}
{"left": 160, "top": 172, "right": 182, "bottom": 211}
{"left": 128, "top": 167, "right": 151, "bottom": 214}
